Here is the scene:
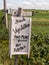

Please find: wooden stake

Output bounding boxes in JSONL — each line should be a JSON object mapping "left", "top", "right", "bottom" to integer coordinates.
{"left": 14, "top": 7, "right": 22, "bottom": 65}
{"left": 14, "top": 55, "right": 18, "bottom": 65}
{"left": 4, "top": 0, "right": 8, "bottom": 28}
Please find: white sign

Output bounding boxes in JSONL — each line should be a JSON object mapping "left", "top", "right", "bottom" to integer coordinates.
{"left": 9, "top": 16, "right": 31, "bottom": 58}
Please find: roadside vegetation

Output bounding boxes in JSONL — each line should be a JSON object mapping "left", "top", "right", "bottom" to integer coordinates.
{"left": 0, "top": 10, "right": 49, "bottom": 65}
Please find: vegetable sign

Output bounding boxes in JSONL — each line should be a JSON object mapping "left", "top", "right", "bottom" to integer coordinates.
{"left": 9, "top": 16, "right": 31, "bottom": 58}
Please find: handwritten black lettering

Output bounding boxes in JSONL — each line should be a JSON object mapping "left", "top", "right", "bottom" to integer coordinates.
{"left": 20, "top": 46, "right": 26, "bottom": 50}
{"left": 18, "top": 39, "right": 27, "bottom": 42}
{"left": 15, "top": 18, "right": 25, "bottom": 24}
{"left": 14, "top": 35, "right": 20, "bottom": 39}
{"left": 14, "top": 46, "right": 26, "bottom": 52}
{"left": 16, "top": 43, "right": 21, "bottom": 47}
{"left": 21, "top": 24, "right": 30, "bottom": 30}
{"left": 13, "top": 23, "right": 30, "bottom": 33}
{"left": 14, "top": 48, "right": 20, "bottom": 52}
{"left": 21, "top": 35, "right": 29, "bottom": 39}
{"left": 14, "top": 35, "right": 29, "bottom": 39}
{"left": 13, "top": 28, "right": 21, "bottom": 33}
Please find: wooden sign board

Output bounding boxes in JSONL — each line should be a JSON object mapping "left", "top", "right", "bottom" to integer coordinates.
{"left": 9, "top": 16, "right": 31, "bottom": 58}
{"left": 23, "top": 12, "right": 32, "bottom": 16}
{"left": 8, "top": 9, "right": 32, "bottom": 16}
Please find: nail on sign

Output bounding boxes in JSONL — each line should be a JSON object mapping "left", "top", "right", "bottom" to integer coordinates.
{"left": 9, "top": 16, "right": 31, "bottom": 58}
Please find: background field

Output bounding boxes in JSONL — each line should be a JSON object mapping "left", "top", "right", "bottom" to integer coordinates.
{"left": 32, "top": 10, "right": 49, "bottom": 20}
{"left": 0, "top": 10, "right": 49, "bottom": 65}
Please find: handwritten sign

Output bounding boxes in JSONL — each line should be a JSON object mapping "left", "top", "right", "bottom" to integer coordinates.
{"left": 9, "top": 16, "right": 31, "bottom": 58}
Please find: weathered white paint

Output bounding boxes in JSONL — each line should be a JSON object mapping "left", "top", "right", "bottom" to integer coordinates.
{"left": 9, "top": 16, "right": 31, "bottom": 58}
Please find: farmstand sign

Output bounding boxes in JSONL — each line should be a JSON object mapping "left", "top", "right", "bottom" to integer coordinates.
{"left": 9, "top": 16, "right": 31, "bottom": 58}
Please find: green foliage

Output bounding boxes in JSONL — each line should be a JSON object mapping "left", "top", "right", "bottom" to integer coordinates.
{"left": 30, "top": 33, "right": 49, "bottom": 65}
{"left": 32, "top": 21, "right": 49, "bottom": 35}
{"left": 32, "top": 10, "right": 49, "bottom": 20}
{"left": 0, "top": 10, "right": 49, "bottom": 65}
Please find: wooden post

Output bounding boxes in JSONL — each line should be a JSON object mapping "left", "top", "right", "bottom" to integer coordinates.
{"left": 27, "top": 58, "right": 29, "bottom": 65}
{"left": 14, "top": 8, "right": 22, "bottom": 65}
{"left": 14, "top": 55, "right": 18, "bottom": 65}
{"left": 17, "top": 8, "right": 22, "bottom": 17}
{"left": 4, "top": 0, "right": 8, "bottom": 28}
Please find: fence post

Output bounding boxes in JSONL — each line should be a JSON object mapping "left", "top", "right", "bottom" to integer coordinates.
{"left": 14, "top": 7, "right": 22, "bottom": 65}
{"left": 14, "top": 55, "right": 18, "bottom": 65}
{"left": 4, "top": 0, "right": 8, "bottom": 28}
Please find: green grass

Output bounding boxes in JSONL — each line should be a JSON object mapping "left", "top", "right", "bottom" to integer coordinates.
{"left": 31, "top": 10, "right": 49, "bottom": 35}
{"left": 32, "top": 21, "right": 49, "bottom": 35}
{"left": 32, "top": 14, "right": 49, "bottom": 20}
{"left": 32, "top": 10, "right": 49, "bottom": 20}
{"left": 0, "top": 10, "right": 49, "bottom": 65}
